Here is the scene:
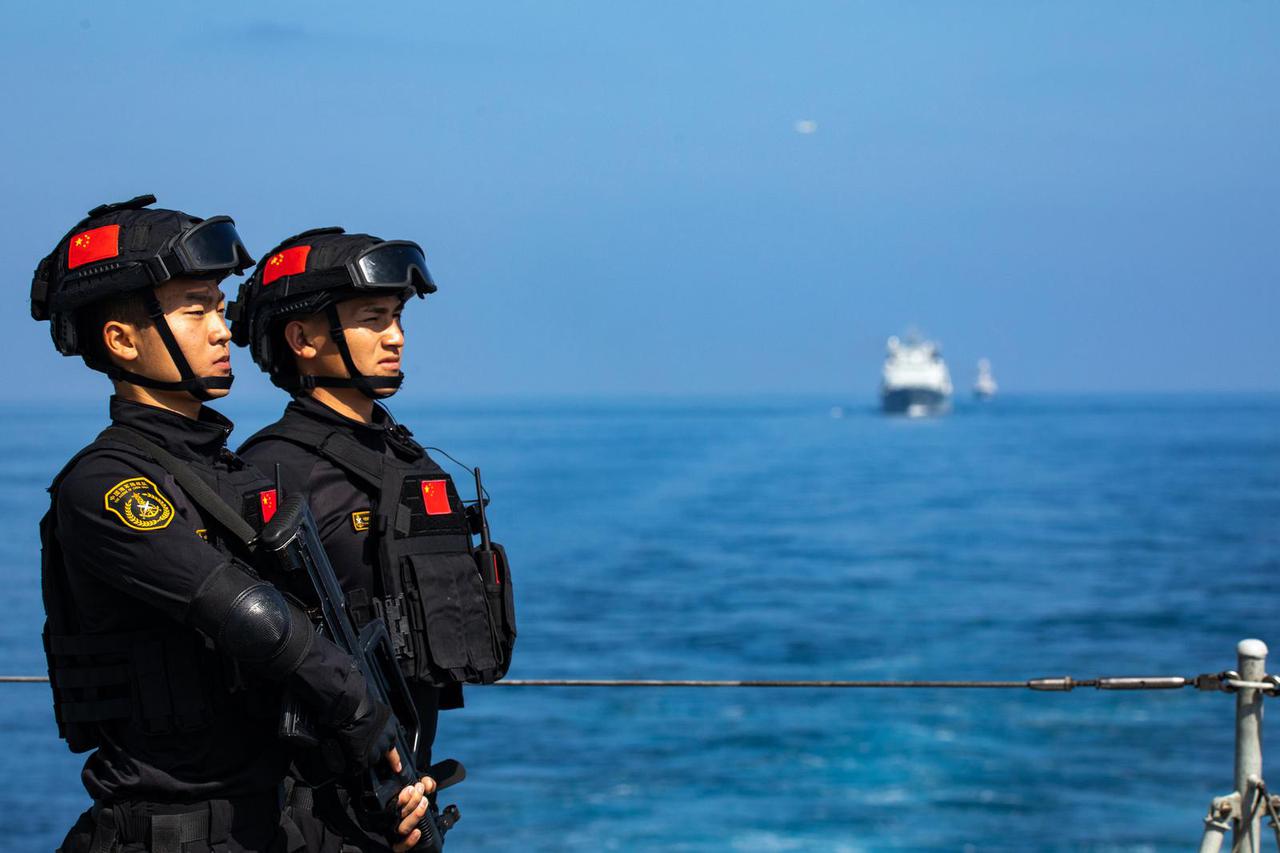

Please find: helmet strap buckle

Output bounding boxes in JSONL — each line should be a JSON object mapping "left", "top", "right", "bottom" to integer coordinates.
{"left": 143, "top": 256, "right": 173, "bottom": 285}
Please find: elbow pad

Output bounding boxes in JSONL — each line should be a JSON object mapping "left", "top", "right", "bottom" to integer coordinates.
{"left": 189, "top": 561, "right": 314, "bottom": 680}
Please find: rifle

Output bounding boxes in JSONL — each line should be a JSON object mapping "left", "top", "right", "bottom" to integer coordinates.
{"left": 260, "top": 494, "right": 462, "bottom": 852}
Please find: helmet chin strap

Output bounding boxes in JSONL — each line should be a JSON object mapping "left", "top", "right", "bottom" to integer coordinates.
{"left": 103, "top": 288, "right": 234, "bottom": 402}
{"left": 295, "top": 303, "right": 403, "bottom": 400}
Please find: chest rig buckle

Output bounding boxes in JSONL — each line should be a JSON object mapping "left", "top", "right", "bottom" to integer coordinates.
{"left": 374, "top": 594, "right": 414, "bottom": 661}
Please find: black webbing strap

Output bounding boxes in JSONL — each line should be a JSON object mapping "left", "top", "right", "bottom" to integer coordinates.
{"left": 87, "top": 805, "right": 118, "bottom": 853}
{"left": 142, "top": 289, "right": 210, "bottom": 400}
{"left": 282, "top": 776, "right": 315, "bottom": 812}
{"left": 319, "top": 432, "right": 384, "bottom": 494}
{"left": 149, "top": 809, "right": 212, "bottom": 853}
{"left": 312, "top": 429, "right": 412, "bottom": 615}
{"left": 272, "top": 425, "right": 407, "bottom": 607}
{"left": 91, "top": 799, "right": 222, "bottom": 852}
{"left": 101, "top": 427, "right": 258, "bottom": 550}
{"left": 60, "top": 696, "right": 134, "bottom": 723}
{"left": 284, "top": 775, "right": 372, "bottom": 848}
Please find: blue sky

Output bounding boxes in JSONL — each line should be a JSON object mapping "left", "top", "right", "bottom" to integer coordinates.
{"left": 2, "top": 2, "right": 1276, "bottom": 400}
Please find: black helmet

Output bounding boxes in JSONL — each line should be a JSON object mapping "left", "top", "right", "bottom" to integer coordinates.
{"left": 30, "top": 194, "right": 255, "bottom": 399}
{"left": 228, "top": 226, "right": 435, "bottom": 398}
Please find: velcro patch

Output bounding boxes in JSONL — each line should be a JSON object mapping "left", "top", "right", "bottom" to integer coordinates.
{"left": 421, "top": 479, "right": 451, "bottom": 516}
{"left": 104, "top": 477, "right": 175, "bottom": 532}
{"left": 351, "top": 510, "right": 371, "bottom": 532}
{"left": 259, "top": 489, "right": 278, "bottom": 523}
{"left": 262, "top": 245, "right": 310, "bottom": 285}
{"left": 68, "top": 224, "right": 121, "bottom": 269}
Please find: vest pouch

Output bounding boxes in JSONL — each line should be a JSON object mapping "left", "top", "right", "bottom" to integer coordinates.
{"left": 44, "top": 625, "right": 117, "bottom": 753}
{"left": 44, "top": 627, "right": 216, "bottom": 751}
{"left": 401, "top": 551, "right": 501, "bottom": 685}
{"left": 476, "top": 543, "right": 517, "bottom": 679}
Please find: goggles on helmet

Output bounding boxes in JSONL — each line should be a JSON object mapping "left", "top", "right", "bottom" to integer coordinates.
{"left": 167, "top": 216, "right": 253, "bottom": 277}
{"left": 347, "top": 241, "right": 436, "bottom": 295}
{"left": 62, "top": 215, "right": 254, "bottom": 286}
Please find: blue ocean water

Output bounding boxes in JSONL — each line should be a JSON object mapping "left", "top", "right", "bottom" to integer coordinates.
{"left": 1, "top": 394, "right": 1277, "bottom": 852}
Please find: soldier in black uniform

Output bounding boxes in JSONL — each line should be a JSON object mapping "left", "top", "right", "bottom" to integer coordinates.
{"left": 30, "top": 197, "right": 436, "bottom": 853}
{"left": 228, "top": 228, "right": 516, "bottom": 851}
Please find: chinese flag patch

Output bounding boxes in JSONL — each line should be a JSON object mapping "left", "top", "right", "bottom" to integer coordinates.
{"left": 259, "top": 489, "right": 278, "bottom": 523}
{"left": 262, "top": 245, "right": 311, "bottom": 286}
{"left": 67, "top": 225, "right": 121, "bottom": 269}
{"left": 420, "top": 480, "right": 451, "bottom": 516}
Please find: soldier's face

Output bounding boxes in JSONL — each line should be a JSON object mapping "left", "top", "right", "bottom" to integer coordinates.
{"left": 293, "top": 294, "right": 406, "bottom": 396}
{"left": 130, "top": 278, "right": 233, "bottom": 397}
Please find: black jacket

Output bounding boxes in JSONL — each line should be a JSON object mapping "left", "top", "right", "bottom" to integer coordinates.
{"left": 46, "top": 397, "right": 366, "bottom": 802}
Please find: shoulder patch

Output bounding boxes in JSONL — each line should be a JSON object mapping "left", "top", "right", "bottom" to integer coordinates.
{"left": 103, "top": 476, "right": 175, "bottom": 532}
{"left": 351, "top": 510, "right": 371, "bottom": 532}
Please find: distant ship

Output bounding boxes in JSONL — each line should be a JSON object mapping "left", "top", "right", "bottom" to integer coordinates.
{"left": 974, "top": 358, "right": 998, "bottom": 400}
{"left": 881, "top": 332, "right": 952, "bottom": 416}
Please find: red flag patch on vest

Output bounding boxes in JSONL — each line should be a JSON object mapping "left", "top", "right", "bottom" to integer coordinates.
{"left": 262, "top": 246, "right": 311, "bottom": 285}
{"left": 259, "top": 489, "right": 278, "bottom": 523}
{"left": 421, "top": 480, "right": 451, "bottom": 516}
{"left": 68, "top": 225, "right": 121, "bottom": 269}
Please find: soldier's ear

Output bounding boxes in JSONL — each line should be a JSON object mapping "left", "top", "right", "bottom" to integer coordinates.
{"left": 102, "top": 320, "right": 142, "bottom": 364}
{"left": 283, "top": 318, "right": 319, "bottom": 360}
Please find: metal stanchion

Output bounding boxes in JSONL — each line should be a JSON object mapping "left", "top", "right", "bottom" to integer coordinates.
{"left": 1236, "top": 640, "right": 1268, "bottom": 853}
{"left": 1199, "top": 640, "right": 1271, "bottom": 853}
{"left": 1201, "top": 798, "right": 1232, "bottom": 853}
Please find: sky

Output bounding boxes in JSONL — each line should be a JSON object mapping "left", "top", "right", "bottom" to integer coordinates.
{"left": 1, "top": 1, "right": 1276, "bottom": 401}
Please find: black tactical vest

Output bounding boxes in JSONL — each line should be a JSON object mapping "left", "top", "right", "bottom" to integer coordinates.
{"left": 41, "top": 427, "right": 279, "bottom": 753}
{"left": 240, "top": 417, "right": 515, "bottom": 686}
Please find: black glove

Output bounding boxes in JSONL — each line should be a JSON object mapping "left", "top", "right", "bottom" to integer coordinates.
{"left": 331, "top": 692, "right": 396, "bottom": 773}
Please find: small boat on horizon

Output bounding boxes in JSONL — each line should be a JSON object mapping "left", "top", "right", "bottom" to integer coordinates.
{"left": 974, "top": 358, "right": 998, "bottom": 400}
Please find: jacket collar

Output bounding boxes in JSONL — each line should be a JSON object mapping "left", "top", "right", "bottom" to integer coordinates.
{"left": 108, "top": 396, "right": 233, "bottom": 464}
{"left": 284, "top": 395, "right": 422, "bottom": 458}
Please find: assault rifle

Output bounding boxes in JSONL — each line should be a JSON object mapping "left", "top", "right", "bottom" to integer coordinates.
{"left": 260, "top": 494, "right": 462, "bottom": 852}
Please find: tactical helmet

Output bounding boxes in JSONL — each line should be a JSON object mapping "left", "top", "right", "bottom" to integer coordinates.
{"left": 30, "top": 194, "right": 255, "bottom": 399}
{"left": 228, "top": 227, "right": 435, "bottom": 397}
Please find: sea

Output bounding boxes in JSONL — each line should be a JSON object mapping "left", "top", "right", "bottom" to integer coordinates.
{"left": 1, "top": 393, "right": 1277, "bottom": 852}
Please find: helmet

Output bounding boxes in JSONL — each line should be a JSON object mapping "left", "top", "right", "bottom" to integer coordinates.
{"left": 228, "top": 226, "right": 435, "bottom": 398}
{"left": 30, "top": 194, "right": 255, "bottom": 399}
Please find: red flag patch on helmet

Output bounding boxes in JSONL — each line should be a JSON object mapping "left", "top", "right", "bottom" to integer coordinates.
{"left": 262, "top": 246, "right": 311, "bottom": 286}
{"left": 67, "top": 225, "right": 121, "bottom": 269}
{"left": 259, "top": 489, "right": 278, "bottom": 523}
{"left": 421, "top": 480, "right": 451, "bottom": 516}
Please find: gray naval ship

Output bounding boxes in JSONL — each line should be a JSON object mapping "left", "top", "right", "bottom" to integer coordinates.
{"left": 880, "top": 332, "right": 953, "bottom": 416}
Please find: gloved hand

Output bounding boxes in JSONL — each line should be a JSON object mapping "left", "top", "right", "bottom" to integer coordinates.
{"left": 331, "top": 692, "right": 396, "bottom": 773}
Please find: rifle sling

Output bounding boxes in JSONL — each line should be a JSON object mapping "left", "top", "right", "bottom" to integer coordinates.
{"left": 102, "top": 426, "right": 259, "bottom": 550}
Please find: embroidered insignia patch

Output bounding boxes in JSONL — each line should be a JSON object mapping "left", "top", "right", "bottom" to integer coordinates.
{"left": 195, "top": 528, "right": 208, "bottom": 541}
{"left": 104, "top": 477, "right": 175, "bottom": 532}
{"left": 351, "top": 510, "right": 371, "bottom": 532}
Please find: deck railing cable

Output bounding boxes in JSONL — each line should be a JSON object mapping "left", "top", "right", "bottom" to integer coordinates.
{"left": 6, "top": 674, "right": 1274, "bottom": 692}
{"left": 5, "top": 640, "right": 1280, "bottom": 851}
